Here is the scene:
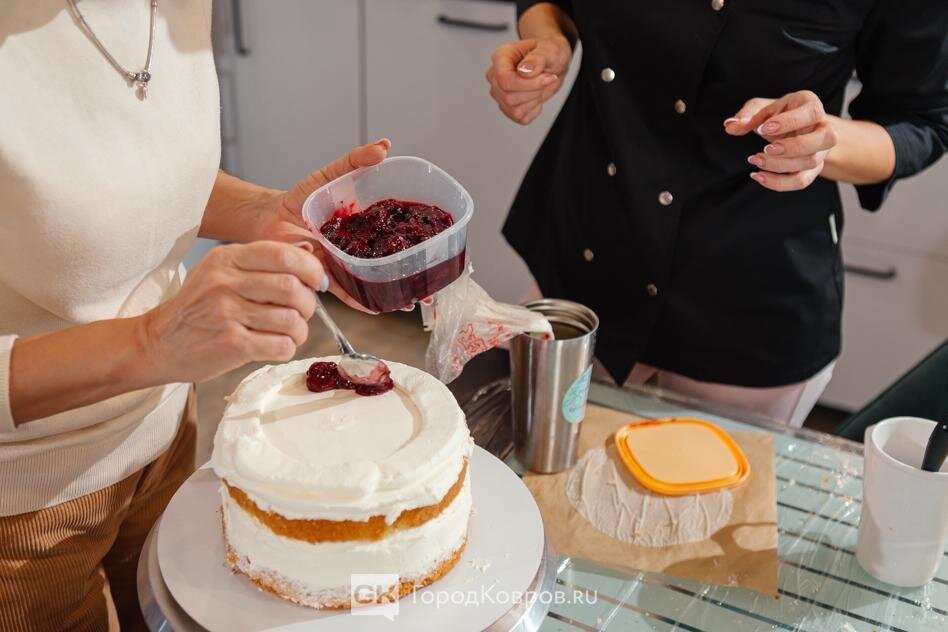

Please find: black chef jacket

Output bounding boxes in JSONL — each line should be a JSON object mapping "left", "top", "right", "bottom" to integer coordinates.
{"left": 505, "top": 0, "right": 948, "bottom": 387}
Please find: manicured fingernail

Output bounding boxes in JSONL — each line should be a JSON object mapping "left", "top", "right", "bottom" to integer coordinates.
{"left": 749, "top": 172, "right": 763, "bottom": 182}
{"left": 421, "top": 297, "right": 434, "bottom": 306}
{"left": 400, "top": 304, "right": 416, "bottom": 312}
{"left": 517, "top": 63, "right": 534, "bottom": 74}
{"left": 318, "top": 275, "right": 330, "bottom": 292}
{"left": 541, "top": 74, "right": 557, "bottom": 86}
{"left": 747, "top": 155, "right": 763, "bottom": 167}
{"left": 724, "top": 116, "right": 750, "bottom": 127}
{"left": 374, "top": 138, "right": 391, "bottom": 149}
{"left": 757, "top": 121, "right": 780, "bottom": 135}
{"left": 764, "top": 143, "right": 784, "bottom": 155}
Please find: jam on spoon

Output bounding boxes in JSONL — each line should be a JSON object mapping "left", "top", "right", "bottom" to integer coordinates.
{"left": 306, "top": 361, "right": 394, "bottom": 397}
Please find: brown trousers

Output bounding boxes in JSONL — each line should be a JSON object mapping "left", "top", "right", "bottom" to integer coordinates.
{"left": 0, "top": 390, "right": 197, "bottom": 632}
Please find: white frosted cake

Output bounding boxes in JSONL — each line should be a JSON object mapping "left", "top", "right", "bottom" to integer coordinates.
{"left": 211, "top": 357, "right": 473, "bottom": 609}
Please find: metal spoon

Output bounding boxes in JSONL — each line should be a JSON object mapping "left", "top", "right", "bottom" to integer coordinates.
{"left": 290, "top": 240, "right": 391, "bottom": 386}
{"left": 311, "top": 293, "right": 391, "bottom": 387}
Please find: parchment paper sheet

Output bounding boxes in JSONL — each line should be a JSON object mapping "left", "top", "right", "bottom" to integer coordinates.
{"left": 523, "top": 405, "right": 779, "bottom": 596}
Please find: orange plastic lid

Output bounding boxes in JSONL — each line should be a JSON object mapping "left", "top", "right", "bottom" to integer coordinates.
{"left": 614, "top": 418, "right": 750, "bottom": 496}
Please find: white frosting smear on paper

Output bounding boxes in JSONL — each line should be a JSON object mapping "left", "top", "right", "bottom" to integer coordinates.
{"left": 566, "top": 447, "right": 733, "bottom": 547}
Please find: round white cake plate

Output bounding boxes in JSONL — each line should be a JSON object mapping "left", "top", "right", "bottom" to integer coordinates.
{"left": 155, "top": 446, "right": 548, "bottom": 632}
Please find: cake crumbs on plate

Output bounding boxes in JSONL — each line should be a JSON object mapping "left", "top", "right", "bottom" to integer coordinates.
{"left": 468, "top": 557, "right": 492, "bottom": 574}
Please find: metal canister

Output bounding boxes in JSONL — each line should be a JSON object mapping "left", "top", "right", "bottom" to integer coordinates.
{"left": 510, "top": 299, "right": 599, "bottom": 473}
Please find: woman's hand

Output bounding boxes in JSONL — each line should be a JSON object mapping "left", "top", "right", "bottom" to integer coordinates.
{"left": 200, "top": 141, "right": 391, "bottom": 312}
{"left": 724, "top": 90, "right": 838, "bottom": 192}
{"left": 140, "top": 241, "right": 324, "bottom": 384}
{"left": 260, "top": 140, "right": 391, "bottom": 244}
{"left": 258, "top": 140, "right": 390, "bottom": 311}
{"left": 486, "top": 35, "right": 572, "bottom": 125}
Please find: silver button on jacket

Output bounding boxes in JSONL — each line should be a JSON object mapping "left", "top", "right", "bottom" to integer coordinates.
{"left": 600, "top": 67, "right": 615, "bottom": 82}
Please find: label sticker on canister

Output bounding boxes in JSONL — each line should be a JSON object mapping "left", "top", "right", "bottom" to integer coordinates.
{"left": 562, "top": 365, "right": 593, "bottom": 424}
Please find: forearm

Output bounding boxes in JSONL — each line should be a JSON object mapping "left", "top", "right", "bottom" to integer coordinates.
{"left": 821, "top": 116, "right": 896, "bottom": 185}
{"left": 199, "top": 170, "right": 282, "bottom": 242}
{"left": 9, "top": 317, "right": 158, "bottom": 425}
{"left": 519, "top": 3, "right": 578, "bottom": 47}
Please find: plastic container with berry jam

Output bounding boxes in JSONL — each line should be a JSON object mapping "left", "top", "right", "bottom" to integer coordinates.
{"left": 302, "top": 156, "right": 473, "bottom": 313}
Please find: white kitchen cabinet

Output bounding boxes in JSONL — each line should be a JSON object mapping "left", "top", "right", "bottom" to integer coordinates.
{"left": 819, "top": 80, "right": 948, "bottom": 411}
{"left": 820, "top": 242, "right": 948, "bottom": 410}
{"left": 840, "top": 161, "right": 948, "bottom": 262}
{"left": 213, "top": 0, "right": 362, "bottom": 189}
{"left": 364, "top": 0, "right": 579, "bottom": 303}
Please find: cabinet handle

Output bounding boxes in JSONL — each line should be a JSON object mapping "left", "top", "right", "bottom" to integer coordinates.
{"left": 232, "top": 0, "right": 250, "bottom": 56}
{"left": 436, "top": 14, "right": 510, "bottom": 32}
{"left": 844, "top": 263, "right": 898, "bottom": 281}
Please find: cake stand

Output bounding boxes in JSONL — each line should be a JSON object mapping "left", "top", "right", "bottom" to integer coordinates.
{"left": 137, "top": 447, "right": 555, "bottom": 631}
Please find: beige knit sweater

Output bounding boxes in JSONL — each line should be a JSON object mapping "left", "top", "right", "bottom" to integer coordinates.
{"left": 0, "top": 0, "right": 220, "bottom": 515}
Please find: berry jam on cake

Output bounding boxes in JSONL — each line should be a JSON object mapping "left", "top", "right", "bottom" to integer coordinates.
{"left": 305, "top": 361, "right": 394, "bottom": 397}
{"left": 212, "top": 357, "right": 473, "bottom": 609}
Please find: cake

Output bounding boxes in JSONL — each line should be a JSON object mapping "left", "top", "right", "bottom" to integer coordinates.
{"left": 211, "top": 356, "right": 473, "bottom": 609}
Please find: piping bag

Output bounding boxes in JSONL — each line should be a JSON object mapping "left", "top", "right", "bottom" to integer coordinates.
{"left": 422, "top": 263, "right": 553, "bottom": 383}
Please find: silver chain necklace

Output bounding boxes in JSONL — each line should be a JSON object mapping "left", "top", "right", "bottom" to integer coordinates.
{"left": 67, "top": 0, "right": 158, "bottom": 99}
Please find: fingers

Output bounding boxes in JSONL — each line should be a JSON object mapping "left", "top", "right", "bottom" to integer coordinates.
{"left": 762, "top": 125, "right": 837, "bottom": 158}
{"left": 727, "top": 91, "right": 833, "bottom": 193}
{"left": 749, "top": 167, "right": 822, "bottom": 192}
{"left": 487, "top": 37, "right": 570, "bottom": 126}
{"left": 234, "top": 298, "right": 309, "bottom": 345}
{"left": 490, "top": 41, "right": 557, "bottom": 91}
{"left": 489, "top": 83, "right": 543, "bottom": 107}
{"left": 723, "top": 97, "right": 776, "bottom": 136}
{"left": 488, "top": 64, "right": 558, "bottom": 93}
{"left": 748, "top": 152, "right": 823, "bottom": 174}
{"left": 231, "top": 241, "right": 326, "bottom": 292}
{"left": 517, "top": 50, "right": 549, "bottom": 78}
{"left": 282, "top": 139, "right": 391, "bottom": 212}
{"left": 229, "top": 270, "right": 316, "bottom": 319}
{"left": 755, "top": 91, "right": 826, "bottom": 137}
{"left": 487, "top": 67, "right": 556, "bottom": 124}
{"left": 530, "top": 37, "right": 573, "bottom": 76}
{"left": 243, "top": 330, "right": 297, "bottom": 362}
{"left": 516, "top": 101, "right": 544, "bottom": 126}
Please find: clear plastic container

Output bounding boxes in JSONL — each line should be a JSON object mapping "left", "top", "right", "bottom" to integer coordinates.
{"left": 302, "top": 156, "right": 474, "bottom": 312}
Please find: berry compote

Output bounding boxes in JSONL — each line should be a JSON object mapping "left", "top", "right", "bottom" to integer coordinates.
{"left": 305, "top": 361, "right": 394, "bottom": 397}
{"left": 319, "top": 199, "right": 454, "bottom": 258}
{"left": 317, "top": 199, "right": 465, "bottom": 312}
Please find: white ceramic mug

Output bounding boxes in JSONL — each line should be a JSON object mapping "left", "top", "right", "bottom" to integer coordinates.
{"left": 856, "top": 417, "right": 948, "bottom": 587}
